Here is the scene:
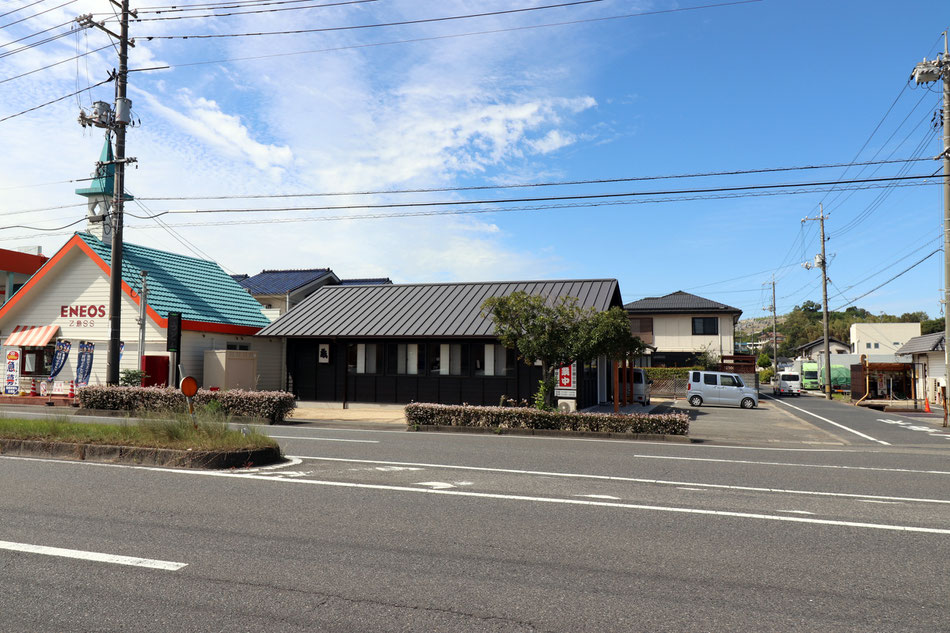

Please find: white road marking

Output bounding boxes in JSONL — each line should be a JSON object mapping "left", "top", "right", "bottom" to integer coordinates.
{"left": 288, "top": 455, "right": 950, "bottom": 504}
{"left": 777, "top": 510, "right": 815, "bottom": 515}
{"left": 859, "top": 500, "right": 902, "bottom": 505}
{"left": 578, "top": 494, "right": 621, "bottom": 500}
{"left": 677, "top": 487, "right": 704, "bottom": 491}
{"left": 266, "top": 435, "right": 378, "bottom": 444}
{"left": 374, "top": 466, "right": 422, "bottom": 472}
{"left": 211, "top": 475, "right": 950, "bottom": 536}
{"left": 4, "top": 455, "right": 949, "bottom": 535}
{"left": 416, "top": 481, "right": 455, "bottom": 489}
{"left": 0, "top": 540, "right": 187, "bottom": 571}
{"left": 769, "top": 398, "right": 890, "bottom": 445}
{"left": 244, "top": 457, "right": 303, "bottom": 472}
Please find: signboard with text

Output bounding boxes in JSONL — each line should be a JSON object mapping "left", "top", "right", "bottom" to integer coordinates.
{"left": 554, "top": 362, "right": 577, "bottom": 399}
{"left": 4, "top": 348, "right": 20, "bottom": 395}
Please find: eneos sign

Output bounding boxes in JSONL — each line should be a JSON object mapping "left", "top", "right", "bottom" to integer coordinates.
{"left": 61, "top": 304, "right": 106, "bottom": 318}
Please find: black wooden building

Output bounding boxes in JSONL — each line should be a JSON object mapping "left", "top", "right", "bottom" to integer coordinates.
{"left": 257, "top": 279, "right": 625, "bottom": 407}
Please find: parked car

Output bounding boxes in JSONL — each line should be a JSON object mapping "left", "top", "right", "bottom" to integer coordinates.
{"left": 687, "top": 370, "right": 758, "bottom": 408}
{"left": 632, "top": 368, "right": 651, "bottom": 405}
{"left": 773, "top": 372, "right": 802, "bottom": 397}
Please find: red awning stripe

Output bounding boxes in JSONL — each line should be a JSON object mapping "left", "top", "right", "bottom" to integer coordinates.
{"left": 3, "top": 325, "right": 60, "bottom": 347}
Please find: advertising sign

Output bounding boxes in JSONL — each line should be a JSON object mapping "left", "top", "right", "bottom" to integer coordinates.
{"left": 4, "top": 348, "right": 20, "bottom": 395}
{"left": 47, "top": 340, "right": 71, "bottom": 384}
{"left": 76, "top": 341, "right": 94, "bottom": 387}
{"left": 554, "top": 362, "right": 577, "bottom": 399}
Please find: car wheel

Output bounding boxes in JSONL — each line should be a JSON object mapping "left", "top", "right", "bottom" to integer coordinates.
{"left": 741, "top": 397, "right": 755, "bottom": 409}
{"left": 689, "top": 395, "right": 702, "bottom": 407}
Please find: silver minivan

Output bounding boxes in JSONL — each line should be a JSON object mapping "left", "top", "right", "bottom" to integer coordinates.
{"left": 687, "top": 370, "right": 758, "bottom": 409}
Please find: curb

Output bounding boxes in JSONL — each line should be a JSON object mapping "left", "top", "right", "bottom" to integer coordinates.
{"left": 0, "top": 438, "right": 284, "bottom": 469}
{"left": 407, "top": 424, "right": 690, "bottom": 443}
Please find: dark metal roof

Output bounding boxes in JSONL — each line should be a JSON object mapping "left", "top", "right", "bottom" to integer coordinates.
{"left": 897, "top": 332, "right": 945, "bottom": 355}
{"left": 339, "top": 277, "right": 393, "bottom": 286}
{"left": 795, "top": 337, "right": 849, "bottom": 351}
{"left": 258, "top": 279, "right": 622, "bottom": 338}
{"left": 624, "top": 290, "right": 741, "bottom": 315}
{"left": 239, "top": 268, "right": 334, "bottom": 295}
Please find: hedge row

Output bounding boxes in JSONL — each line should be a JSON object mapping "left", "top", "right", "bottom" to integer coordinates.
{"left": 644, "top": 367, "right": 701, "bottom": 380}
{"left": 78, "top": 386, "right": 296, "bottom": 423}
{"left": 404, "top": 403, "right": 689, "bottom": 436}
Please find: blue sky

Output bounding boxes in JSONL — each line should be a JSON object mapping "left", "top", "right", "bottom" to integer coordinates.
{"left": 1, "top": 0, "right": 948, "bottom": 323}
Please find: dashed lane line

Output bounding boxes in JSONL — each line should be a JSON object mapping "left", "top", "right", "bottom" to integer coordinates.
{"left": 0, "top": 540, "right": 187, "bottom": 571}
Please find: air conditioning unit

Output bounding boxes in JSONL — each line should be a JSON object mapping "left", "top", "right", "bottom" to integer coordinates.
{"left": 557, "top": 399, "right": 577, "bottom": 413}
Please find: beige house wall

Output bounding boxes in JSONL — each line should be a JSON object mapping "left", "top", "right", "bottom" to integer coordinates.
{"left": 652, "top": 314, "right": 735, "bottom": 359}
{"left": 850, "top": 323, "right": 921, "bottom": 355}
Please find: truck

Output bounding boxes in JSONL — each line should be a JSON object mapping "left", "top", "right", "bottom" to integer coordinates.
{"left": 818, "top": 364, "right": 851, "bottom": 392}
{"left": 801, "top": 362, "right": 819, "bottom": 390}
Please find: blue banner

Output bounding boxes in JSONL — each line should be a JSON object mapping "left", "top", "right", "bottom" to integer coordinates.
{"left": 76, "top": 341, "right": 94, "bottom": 387}
{"left": 47, "top": 340, "right": 71, "bottom": 383}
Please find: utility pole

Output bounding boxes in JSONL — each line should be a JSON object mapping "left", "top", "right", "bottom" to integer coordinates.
{"left": 762, "top": 276, "right": 777, "bottom": 377}
{"left": 77, "top": 2, "right": 135, "bottom": 385}
{"left": 912, "top": 32, "right": 950, "bottom": 418}
{"left": 803, "top": 205, "right": 832, "bottom": 400}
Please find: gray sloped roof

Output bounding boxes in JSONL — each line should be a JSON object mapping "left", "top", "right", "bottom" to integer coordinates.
{"left": 897, "top": 332, "right": 945, "bottom": 355}
{"left": 624, "top": 290, "right": 741, "bottom": 315}
{"left": 795, "top": 337, "right": 849, "bottom": 351}
{"left": 258, "top": 279, "right": 622, "bottom": 338}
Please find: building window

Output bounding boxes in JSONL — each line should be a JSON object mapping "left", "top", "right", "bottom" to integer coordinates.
{"left": 386, "top": 343, "right": 424, "bottom": 375}
{"left": 472, "top": 343, "right": 512, "bottom": 376}
{"left": 21, "top": 345, "right": 53, "bottom": 377}
{"left": 866, "top": 343, "right": 871, "bottom": 349}
{"left": 874, "top": 343, "right": 880, "bottom": 349}
{"left": 226, "top": 342, "right": 250, "bottom": 351}
{"left": 426, "top": 343, "right": 469, "bottom": 376}
{"left": 692, "top": 317, "right": 718, "bottom": 335}
{"left": 347, "top": 343, "right": 381, "bottom": 374}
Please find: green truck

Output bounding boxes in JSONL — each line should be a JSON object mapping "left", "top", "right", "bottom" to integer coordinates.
{"left": 819, "top": 364, "right": 851, "bottom": 392}
{"left": 801, "top": 362, "right": 819, "bottom": 390}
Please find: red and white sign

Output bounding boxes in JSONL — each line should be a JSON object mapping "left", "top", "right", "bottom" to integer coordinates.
{"left": 555, "top": 362, "right": 577, "bottom": 398}
{"left": 60, "top": 304, "right": 106, "bottom": 318}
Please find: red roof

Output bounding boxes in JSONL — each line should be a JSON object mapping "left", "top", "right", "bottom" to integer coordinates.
{"left": 0, "top": 248, "right": 47, "bottom": 275}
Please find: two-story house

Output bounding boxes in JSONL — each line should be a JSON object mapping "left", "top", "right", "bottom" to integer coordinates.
{"left": 850, "top": 322, "right": 921, "bottom": 355}
{"left": 624, "top": 291, "right": 742, "bottom": 367}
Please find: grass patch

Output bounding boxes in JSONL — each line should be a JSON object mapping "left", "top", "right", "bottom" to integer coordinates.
{"left": 0, "top": 412, "right": 278, "bottom": 452}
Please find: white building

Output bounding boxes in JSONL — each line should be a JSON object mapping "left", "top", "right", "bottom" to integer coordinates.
{"left": 849, "top": 323, "right": 921, "bottom": 355}
{"left": 0, "top": 232, "right": 283, "bottom": 394}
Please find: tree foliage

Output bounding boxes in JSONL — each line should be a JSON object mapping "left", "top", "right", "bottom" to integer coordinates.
{"left": 772, "top": 303, "right": 929, "bottom": 357}
{"left": 482, "top": 292, "right": 644, "bottom": 406}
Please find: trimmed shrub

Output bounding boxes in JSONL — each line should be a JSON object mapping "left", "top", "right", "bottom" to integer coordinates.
{"left": 405, "top": 403, "right": 689, "bottom": 436}
{"left": 644, "top": 367, "right": 699, "bottom": 381}
{"left": 77, "top": 386, "right": 296, "bottom": 423}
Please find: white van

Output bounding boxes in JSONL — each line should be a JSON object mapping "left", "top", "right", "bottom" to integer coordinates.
{"left": 772, "top": 372, "right": 802, "bottom": 397}
{"left": 686, "top": 370, "right": 758, "bottom": 409}
{"left": 631, "top": 368, "right": 651, "bottom": 405}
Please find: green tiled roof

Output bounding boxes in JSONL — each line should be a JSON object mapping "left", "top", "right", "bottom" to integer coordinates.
{"left": 77, "top": 232, "right": 269, "bottom": 328}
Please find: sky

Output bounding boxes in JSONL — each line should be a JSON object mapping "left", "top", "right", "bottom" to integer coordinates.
{"left": 1, "top": 0, "right": 948, "bottom": 324}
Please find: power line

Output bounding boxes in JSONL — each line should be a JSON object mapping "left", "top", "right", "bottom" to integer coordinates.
{"left": 1, "top": 178, "right": 940, "bottom": 241}
{"left": 0, "top": 18, "right": 76, "bottom": 48}
{"left": 0, "top": 27, "right": 80, "bottom": 60}
{"left": 135, "top": 157, "right": 936, "bottom": 202}
{"left": 135, "top": 0, "right": 348, "bottom": 10}
{"left": 0, "top": 0, "right": 51, "bottom": 20}
{"left": 131, "top": 0, "right": 377, "bottom": 21}
{"left": 138, "top": 174, "right": 943, "bottom": 215}
{"left": 129, "top": 1, "right": 762, "bottom": 73}
{"left": 0, "top": 44, "right": 111, "bottom": 84}
{"left": 831, "top": 249, "right": 942, "bottom": 312}
{"left": 0, "top": 0, "right": 76, "bottom": 31}
{"left": 142, "top": 0, "right": 608, "bottom": 37}
{"left": 0, "top": 75, "right": 113, "bottom": 124}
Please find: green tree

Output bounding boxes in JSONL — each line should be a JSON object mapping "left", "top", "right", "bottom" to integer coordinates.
{"left": 757, "top": 352, "right": 771, "bottom": 369}
{"left": 482, "top": 292, "right": 644, "bottom": 408}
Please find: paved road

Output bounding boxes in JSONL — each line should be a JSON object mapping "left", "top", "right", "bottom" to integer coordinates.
{"left": 3, "top": 405, "right": 950, "bottom": 632}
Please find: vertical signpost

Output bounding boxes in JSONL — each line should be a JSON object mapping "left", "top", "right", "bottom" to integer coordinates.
{"left": 167, "top": 311, "right": 182, "bottom": 388}
{"left": 555, "top": 362, "right": 577, "bottom": 410}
